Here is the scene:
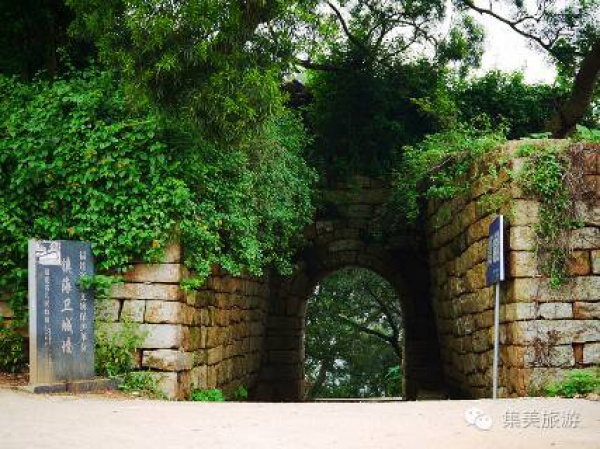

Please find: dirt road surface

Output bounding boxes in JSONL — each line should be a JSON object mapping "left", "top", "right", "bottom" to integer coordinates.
{"left": 1, "top": 389, "right": 598, "bottom": 449}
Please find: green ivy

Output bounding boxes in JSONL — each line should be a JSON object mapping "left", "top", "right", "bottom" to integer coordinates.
{"left": 384, "top": 120, "right": 507, "bottom": 229}
{"left": 0, "top": 67, "right": 315, "bottom": 369}
{"left": 516, "top": 142, "right": 582, "bottom": 288}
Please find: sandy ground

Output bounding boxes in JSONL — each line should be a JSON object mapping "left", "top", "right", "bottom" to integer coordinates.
{"left": 0, "top": 388, "right": 599, "bottom": 449}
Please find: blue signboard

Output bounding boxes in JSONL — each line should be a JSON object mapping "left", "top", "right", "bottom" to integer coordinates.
{"left": 28, "top": 240, "right": 95, "bottom": 385}
{"left": 486, "top": 216, "right": 505, "bottom": 286}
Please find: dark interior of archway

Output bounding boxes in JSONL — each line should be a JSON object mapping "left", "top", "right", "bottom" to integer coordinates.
{"left": 304, "top": 267, "right": 404, "bottom": 400}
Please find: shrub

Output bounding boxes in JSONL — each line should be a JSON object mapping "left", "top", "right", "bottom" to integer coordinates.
{"left": 544, "top": 368, "right": 600, "bottom": 398}
{"left": 191, "top": 388, "right": 226, "bottom": 402}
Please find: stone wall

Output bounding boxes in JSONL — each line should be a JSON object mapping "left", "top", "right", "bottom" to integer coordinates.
{"left": 255, "top": 176, "right": 444, "bottom": 401}
{"left": 427, "top": 141, "right": 599, "bottom": 398}
{"left": 102, "top": 243, "right": 270, "bottom": 399}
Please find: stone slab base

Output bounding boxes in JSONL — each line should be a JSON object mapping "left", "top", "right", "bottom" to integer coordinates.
{"left": 20, "top": 378, "right": 117, "bottom": 394}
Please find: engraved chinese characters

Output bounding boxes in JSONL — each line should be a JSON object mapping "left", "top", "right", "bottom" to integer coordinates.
{"left": 28, "top": 240, "right": 95, "bottom": 385}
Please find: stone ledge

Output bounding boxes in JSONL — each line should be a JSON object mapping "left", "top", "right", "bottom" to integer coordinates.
{"left": 111, "top": 283, "right": 182, "bottom": 301}
{"left": 123, "top": 264, "right": 186, "bottom": 283}
{"left": 101, "top": 323, "right": 184, "bottom": 349}
{"left": 142, "top": 349, "right": 194, "bottom": 371}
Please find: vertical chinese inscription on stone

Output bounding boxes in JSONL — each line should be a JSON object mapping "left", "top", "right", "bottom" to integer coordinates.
{"left": 28, "top": 240, "right": 95, "bottom": 385}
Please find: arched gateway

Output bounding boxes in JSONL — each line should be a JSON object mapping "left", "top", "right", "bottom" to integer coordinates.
{"left": 254, "top": 177, "right": 444, "bottom": 400}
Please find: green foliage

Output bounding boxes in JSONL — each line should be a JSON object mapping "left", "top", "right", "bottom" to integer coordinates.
{"left": 94, "top": 318, "right": 146, "bottom": 378}
{"left": 0, "top": 322, "right": 26, "bottom": 373}
{"left": 516, "top": 143, "right": 580, "bottom": 287}
{"left": 305, "top": 268, "right": 403, "bottom": 399}
{"left": 0, "top": 68, "right": 315, "bottom": 327}
{"left": 386, "top": 121, "right": 506, "bottom": 227}
{"left": 191, "top": 388, "right": 226, "bottom": 402}
{"left": 118, "top": 371, "right": 165, "bottom": 399}
{"left": 307, "top": 55, "right": 447, "bottom": 178}
{"left": 65, "top": 0, "right": 319, "bottom": 144}
{"left": 572, "top": 125, "right": 600, "bottom": 143}
{"left": 385, "top": 365, "right": 402, "bottom": 396}
{"left": 452, "top": 71, "right": 568, "bottom": 139}
{"left": 94, "top": 315, "right": 165, "bottom": 398}
{"left": 544, "top": 368, "right": 600, "bottom": 398}
{"left": 232, "top": 385, "right": 249, "bottom": 401}
{"left": 79, "top": 275, "right": 122, "bottom": 301}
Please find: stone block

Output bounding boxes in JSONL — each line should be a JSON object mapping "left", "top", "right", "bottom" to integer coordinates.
{"left": 583, "top": 151, "right": 599, "bottom": 174}
{"left": 181, "top": 304, "right": 199, "bottom": 326}
{"left": 147, "top": 371, "right": 178, "bottom": 400}
{"left": 508, "top": 277, "right": 600, "bottom": 303}
{"left": 121, "top": 300, "right": 145, "bottom": 322}
{"left": 207, "top": 346, "right": 224, "bottom": 365}
{"left": 508, "top": 320, "right": 600, "bottom": 345}
{"left": 523, "top": 344, "right": 574, "bottom": 367}
{"left": 123, "top": 264, "right": 184, "bottom": 283}
{"left": 161, "top": 242, "right": 182, "bottom": 263}
{"left": 510, "top": 200, "right": 540, "bottom": 226}
{"left": 95, "top": 299, "right": 120, "bottom": 322}
{"left": 466, "top": 216, "right": 494, "bottom": 246}
{"left": 191, "top": 365, "right": 209, "bottom": 390}
{"left": 183, "top": 327, "right": 203, "bottom": 352}
{"left": 575, "top": 202, "right": 600, "bottom": 227}
{"left": 464, "top": 263, "right": 487, "bottom": 292}
{"left": 138, "top": 324, "right": 183, "bottom": 349}
{"left": 144, "top": 301, "right": 182, "bottom": 324}
{"left": 573, "top": 302, "right": 600, "bottom": 319}
{"left": 592, "top": 250, "right": 600, "bottom": 274}
{"left": 583, "top": 343, "right": 600, "bottom": 365}
{"left": 566, "top": 251, "right": 591, "bottom": 276}
{"left": 501, "top": 303, "right": 535, "bottom": 322}
{"left": 570, "top": 227, "right": 600, "bottom": 250}
{"left": 537, "top": 302, "right": 572, "bottom": 320}
{"left": 142, "top": 349, "right": 194, "bottom": 371}
{"left": 472, "top": 329, "right": 491, "bottom": 353}
{"left": 509, "top": 251, "right": 539, "bottom": 278}
{"left": 111, "top": 283, "right": 182, "bottom": 301}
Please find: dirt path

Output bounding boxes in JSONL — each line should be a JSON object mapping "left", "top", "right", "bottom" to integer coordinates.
{"left": 1, "top": 388, "right": 599, "bottom": 449}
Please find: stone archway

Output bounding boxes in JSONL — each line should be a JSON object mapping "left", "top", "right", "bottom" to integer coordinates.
{"left": 254, "top": 177, "right": 445, "bottom": 401}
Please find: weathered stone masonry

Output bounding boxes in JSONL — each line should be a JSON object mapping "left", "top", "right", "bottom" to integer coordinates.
{"left": 102, "top": 243, "right": 270, "bottom": 399}
{"left": 427, "top": 141, "right": 599, "bottom": 398}
{"left": 4, "top": 141, "right": 598, "bottom": 400}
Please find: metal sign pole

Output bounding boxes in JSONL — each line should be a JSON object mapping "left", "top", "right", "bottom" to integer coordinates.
{"left": 486, "top": 215, "right": 504, "bottom": 400}
{"left": 492, "top": 282, "right": 500, "bottom": 399}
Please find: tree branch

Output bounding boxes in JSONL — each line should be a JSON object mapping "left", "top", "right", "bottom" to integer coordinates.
{"left": 547, "top": 39, "right": 600, "bottom": 137}
{"left": 325, "top": 0, "right": 370, "bottom": 55}
{"left": 296, "top": 58, "right": 341, "bottom": 71}
{"left": 337, "top": 313, "right": 395, "bottom": 346}
{"left": 460, "top": 0, "right": 556, "bottom": 56}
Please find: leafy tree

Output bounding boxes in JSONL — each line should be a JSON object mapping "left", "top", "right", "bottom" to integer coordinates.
{"left": 305, "top": 267, "right": 403, "bottom": 398}
{"left": 452, "top": 71, "right": 573, "bottom": 139}
{"left": 0, "top": 69, "right": 315, "bottom": 371}
{"left": 0, "top": 0, "right": 92, "bottom": 79}
{"left": 307, "top": 53, "right": 450, "bottom": 178}
{"left": 459, "top": 0, "right": 600, "bottom": 136}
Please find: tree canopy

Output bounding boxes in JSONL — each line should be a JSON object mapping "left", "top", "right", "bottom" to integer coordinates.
{"left": 305, "top": 268, "right": 403, "bottom": 398}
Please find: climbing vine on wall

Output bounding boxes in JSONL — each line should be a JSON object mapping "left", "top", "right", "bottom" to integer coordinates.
{"left": 517, "top": 128, "right": 599, "bottom": 287}
{"left": 0, "top": 68, "right": 316, "bottom": 370}
{"left": 382, "top": 120, "right": 507, "bottom": 232}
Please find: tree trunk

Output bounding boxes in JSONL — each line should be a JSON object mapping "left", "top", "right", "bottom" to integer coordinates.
{"left": 548, "top": 39, "right": 600, "bottom": 137}
{"left": 306, "top": 358, "right": 332, "bottom": 399}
